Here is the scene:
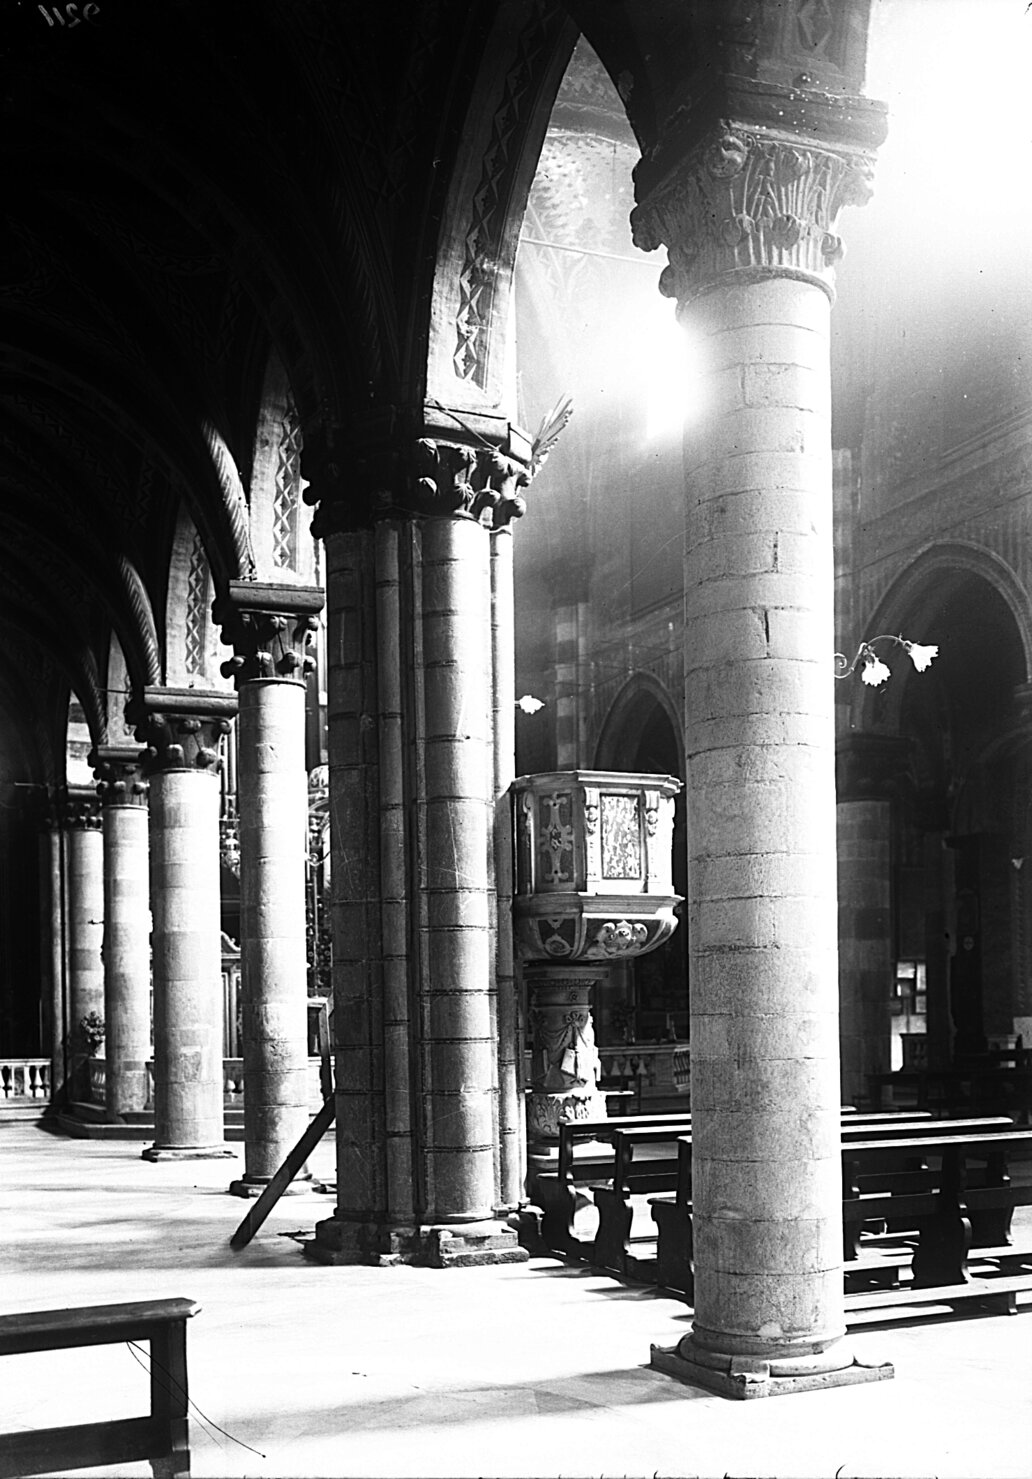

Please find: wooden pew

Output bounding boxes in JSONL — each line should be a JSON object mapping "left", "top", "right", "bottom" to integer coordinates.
{"left": 592, "top": 1112, "right": 958, "bottom": 1278}
{"left": 842, "top": 1129, "right": 1032, "bottom": 1316}
{"left": 534, "top": 1107, "right": 924, "bottom": 1255}
{"left": 534, "top": 1111, "right": 699, "bottom": 1254}
{"left": 647, "top": 1128, "right": 1032, "bottom": 1312}
{"left": 646, "top": 1119, "right": 1024, "bottom": 1298}
{"left": 0, "top": 1297, "right": 199, "bottom": 1479}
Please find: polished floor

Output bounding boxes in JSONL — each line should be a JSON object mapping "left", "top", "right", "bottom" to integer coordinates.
{"left": 2, "top": 1112, "right": 1030, "bottom": 1479}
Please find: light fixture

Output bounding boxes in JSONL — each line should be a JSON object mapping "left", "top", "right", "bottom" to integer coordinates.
{"left": 834, "top": 634, "right": 939, "bottom": 688}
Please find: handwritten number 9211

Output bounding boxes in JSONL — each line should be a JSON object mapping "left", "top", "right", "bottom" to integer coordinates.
{"left": 38, "top": 4, "right": 102, "bottom": 28}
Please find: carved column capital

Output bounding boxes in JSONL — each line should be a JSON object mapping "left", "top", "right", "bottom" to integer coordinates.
{"left": 213, "top": 580, "right": 323, "bottom": 688}
{"left": 404, "top": 438, "right": 529, "bottom": 528}
{"left": 63, "top": 786, "right": 102, "bottom": 831}
{"left": 91, "top": 744, "right": 149, "bottom": 808}
{"left": 631, "top": 120, "right": 877, "bottom": 306}
{"left": 305, "top": 411, "right": 539, "bottom": 536}
{"left": 127, "top": 687, "right": 237, "bottom": 776}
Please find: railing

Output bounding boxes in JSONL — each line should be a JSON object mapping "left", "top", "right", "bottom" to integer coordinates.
{"left": 88, "top": 1059, "right": 106, "bottom": 1104}
{"left": 0, "top": 1060, "right": 50, "bottom": 1100}
{"left": 85, "top": 1058, "right": 325, "bottom": 1109}
{"left": 599, "top": 1040, "right": 690, "bottom": 1098}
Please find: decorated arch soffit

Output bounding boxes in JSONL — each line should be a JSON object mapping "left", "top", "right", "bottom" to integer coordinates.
{"left": 246, "top": 353, "right": 317, "bottom": 587}
{"left": 425, "top": 1, "right": 577, "bottom": 422}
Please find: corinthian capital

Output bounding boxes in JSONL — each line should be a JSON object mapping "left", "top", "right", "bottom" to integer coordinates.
{"left": 631, "top": 121, "right": 876, "bottom": 306}
{"left": 213, "top": 580, "right": 323, "bottom": 688}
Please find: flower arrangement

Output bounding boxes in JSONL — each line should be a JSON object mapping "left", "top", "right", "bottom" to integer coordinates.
{"left": 79, "top": 1011, "right": 105, "bottom": 1056}
{"left": 834, "top": 634, "right": 938, "bottom": 688}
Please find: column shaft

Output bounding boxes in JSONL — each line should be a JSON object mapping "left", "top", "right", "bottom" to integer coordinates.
{"left": 234, "top": 678, "right": 311, "bottom": 1185}
{"left": 376, "top": 521, "right": 417, "bottom": 1222}
{"left": 66, "top": 817, "right": 104, "bottom": 1100}
{"left": 491, "top": 524, "right": 525, "bottom": 1210}
{"left": 684, "top": 278, "right": 844, "bottom": 1365}
{"left": 326, "top": 528, "right": 388, "bottom": 1221}
{"left": 102, "top": 801, "right": 151, "bottom": 1117}
{"left": 42, "top": 824, "right": 66, "bottom": 1104}
{"left": 147, "top": 767, "right": 228, "bottom": 1155}
{"left": 419, "top": 515, "right": 496, "bottom": 1223}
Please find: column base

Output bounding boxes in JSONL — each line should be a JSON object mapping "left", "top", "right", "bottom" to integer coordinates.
{"left": 142, "top": 1144, "right": 237, "bottom": 1161}
{"left": 228, "top": 1172, "right": 313, "bottom": 1198}
{"left": 304, "top": 1214, "right": 529, "bottom": 1269}
{"left": 649, "top": 1338, "right": 894, "bottom": 1400}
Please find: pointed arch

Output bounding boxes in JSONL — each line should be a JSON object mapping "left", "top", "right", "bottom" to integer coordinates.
{"left": 165, "top": 512, "right": 234, "bottom": 693}
{"left": 245, "top": 354, "right": 317, "bottom": 586}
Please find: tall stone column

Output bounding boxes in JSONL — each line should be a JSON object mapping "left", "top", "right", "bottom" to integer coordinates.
{"left": 64, "top": 789, "right": 104, "bottom": 1103}
{"left": 40, "top": 805, "right": 67, "bottom": 1106}
{"left": 131, "top": 688, "right": 237, "bottom": 1160}
{"left": 214, "top": 581, "right": 323, "bottom": 1196}
{"left": 634, "top": 122, "right": 891, "bottom": 1395}
{"left": 93, "top": 746, "right": 152, "bottom": 1119}
{"left": 306, "top": 430, "right": 530, "bottom": 1266}
{"left": 491, "top": 508, "right": 527, "bottom": 1211}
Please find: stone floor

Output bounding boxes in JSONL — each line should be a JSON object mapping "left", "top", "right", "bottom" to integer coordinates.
{"left": 2, "top": 1111, "right": 1031, "bottom": 1479}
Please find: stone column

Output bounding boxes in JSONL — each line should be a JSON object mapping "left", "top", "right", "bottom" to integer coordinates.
{"left": 40, "top": 806, "right": 67, "bottom": 1106}
{"left": 313, "top": 523, "right": 396, "bottom": 1256}
{"left": 93, "top": 746, "right": 152, "bottom": 1119}
{"left": 131, "top": 688, "right": 237, "bottom": 1160}
{"left": 64, "top": 789, "right": 104, "bottom": 1103}
{"left": 374, "top": 520, "right": 417, "bottom": 1223}
{"left": 306, "top": 431, "right": 530, "bottom": 1267}
{"left": 214, "top": 581, "right": 323, "bottom": 1196}
{"left": 419, "top": 509, "right": 498, "bottom": 1227}
{"left": 491, "top": 503, "right": 527, "bottom": 1211}
{"left": 634, "top": 125, "right": 891, "bottom": 1395}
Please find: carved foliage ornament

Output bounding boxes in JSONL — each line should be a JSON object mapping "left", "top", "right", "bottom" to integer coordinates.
{"left": 134, "top": 713, "right": 232, "bottom": 776}
{"left": 631, "top": 123, "right": 876, "bottom": 303}
{"left": 92, "top": 748, "right": 149, "bottom": 809}
{"left": 408, "top": 439, "right": 529, "bottom": 529}
{"left": 219, "top": 608, "right": 319, "bottom": 687}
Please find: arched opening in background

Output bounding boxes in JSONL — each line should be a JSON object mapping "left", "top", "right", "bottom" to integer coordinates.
{"left": 854, "top": 563, "right": 1032, "bottom": 1103}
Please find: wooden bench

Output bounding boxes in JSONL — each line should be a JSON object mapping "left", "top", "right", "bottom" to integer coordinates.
{"left": 0, "top": 1297, "right": 200, "bottom": 1479}
{"left": 589, "top": 1111, "right": 951, "bottom": 1278}
{"left": 534, "top": 1111, "right": 700, "bottom": 1254}
{"left": 592, "top": 1112, "right": 973, "bottom": 1280}
{"left": 533, "top": 1105, "right": 904, "bottom": 1255}
{"left": 648, "top": 1119, "right": 1028, "bottom": 1300}
{"left": 842, "top": 1129, "right": 1032, "bottom": 1277}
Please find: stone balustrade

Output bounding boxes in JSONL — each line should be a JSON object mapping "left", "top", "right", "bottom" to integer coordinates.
{"left": 0, "top": 1060, "right": 51, "bottom": 1100}
{"left": 598, "top": 1041, "right": 691, "bottom": 1100}
{"left": 84, "top": 1058, "right": 325, "bottom": 1111}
